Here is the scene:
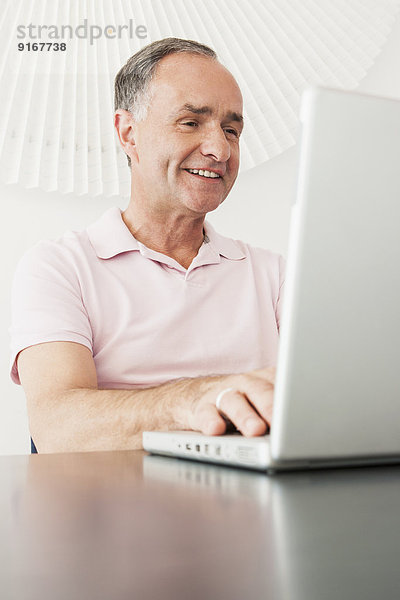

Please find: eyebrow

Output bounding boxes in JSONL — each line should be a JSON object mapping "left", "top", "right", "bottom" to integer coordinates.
{"left": 176, "top": 103, "right": 244, "bottom": 124}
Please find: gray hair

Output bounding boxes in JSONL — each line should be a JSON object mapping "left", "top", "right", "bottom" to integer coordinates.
{"left": 114, "top": 37, "right": 217, "bottom": 167}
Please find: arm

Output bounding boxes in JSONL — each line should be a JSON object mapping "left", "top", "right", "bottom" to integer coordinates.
{"left": 18, "top": 341, "right": 275, "bottom": 453}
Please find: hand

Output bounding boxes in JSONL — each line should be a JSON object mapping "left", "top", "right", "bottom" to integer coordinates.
{"left": 188, "top": 367, "right": 275, "bottom": 438}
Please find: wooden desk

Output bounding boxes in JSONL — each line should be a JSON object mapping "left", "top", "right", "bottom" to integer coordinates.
{"left": 1, "top": 450, "right": 399, "bottom": 599}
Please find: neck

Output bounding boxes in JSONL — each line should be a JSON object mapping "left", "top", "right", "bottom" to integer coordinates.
{"left": 122, "top": 200, "right": 206, "bottom": 270}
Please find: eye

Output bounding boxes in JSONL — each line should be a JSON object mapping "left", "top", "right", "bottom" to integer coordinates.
{"left": 224, "top": 127, "right": 240, "bottom": 139}
{"left": 181, "top": 121, "right": 198, "bottom": 128}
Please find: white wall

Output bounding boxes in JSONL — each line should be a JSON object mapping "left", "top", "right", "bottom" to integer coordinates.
{"left": 1, "top": 15, "right": 400, "bottom": 455}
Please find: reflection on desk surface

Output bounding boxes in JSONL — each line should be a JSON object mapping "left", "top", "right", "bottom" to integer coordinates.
{"left": 144, "top": 455, "right": 400, "bottom": 600}
{"left": 1, "top": 451, "right": 399, "bottom": 600}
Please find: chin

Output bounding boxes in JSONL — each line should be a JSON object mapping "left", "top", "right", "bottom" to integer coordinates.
{"left": 184, "top": 195, "right": 225, "bottom": 215}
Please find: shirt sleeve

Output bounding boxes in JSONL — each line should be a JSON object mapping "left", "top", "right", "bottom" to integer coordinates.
{"left": 9, "top": 241, "right": 93, "bottom": 384}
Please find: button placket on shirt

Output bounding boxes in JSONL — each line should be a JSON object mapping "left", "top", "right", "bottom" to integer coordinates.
{"left": 138, "top": 239, "right": 222, "bottom": 286}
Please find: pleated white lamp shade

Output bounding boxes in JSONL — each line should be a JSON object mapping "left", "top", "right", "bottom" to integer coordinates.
{"left": 0, "top": 0, "right": 399, "bottom": 197}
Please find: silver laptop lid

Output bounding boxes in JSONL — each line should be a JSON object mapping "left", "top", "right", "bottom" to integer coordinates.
{"left": 271, "top": 87, "right": 400, "bottom": 462}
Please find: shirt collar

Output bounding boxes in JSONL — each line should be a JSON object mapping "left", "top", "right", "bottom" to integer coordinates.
{"left": 203, "top": 221, "right": 246, "bottom": 260}
{"left": 87, "top": 207, "right": 141, "bottom": 259}
{"left": 87, "top": 207, "right": 246, "bottom": 262}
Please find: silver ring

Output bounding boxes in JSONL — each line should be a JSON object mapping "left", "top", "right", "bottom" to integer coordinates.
{"left": 215, "top": 387, "right": 234, "bottom": 413}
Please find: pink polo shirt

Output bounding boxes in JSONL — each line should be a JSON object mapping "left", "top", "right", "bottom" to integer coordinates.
{"left": 10, "top": 207, "right": 285, "bottom": 388}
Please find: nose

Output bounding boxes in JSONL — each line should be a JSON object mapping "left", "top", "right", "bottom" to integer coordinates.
{"left": 200, "top": 125, "right": 231, "bottom": 163}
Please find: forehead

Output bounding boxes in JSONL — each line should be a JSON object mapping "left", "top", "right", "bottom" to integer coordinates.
{"left": 148, "top": 53, "right": 243, "bottom": 115}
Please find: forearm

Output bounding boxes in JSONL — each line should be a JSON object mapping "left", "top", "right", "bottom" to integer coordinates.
{"left": 21, "top": 342, "right": 275, "bottom": 454}
{"left": 29, "top": 374, "right": 223, "bottom": 454}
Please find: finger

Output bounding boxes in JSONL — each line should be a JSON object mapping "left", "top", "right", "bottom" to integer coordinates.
{"left": 242, "top": 377, "right": 274, "bottom": 427}
{"left": 227, "top": 373, "right": 274, "bottom": 427}
{"left": 191, "top": 402, "right": 228, "bottom": 436}
{"left": 216, "top": 389, "right": 268, "bottom": 437}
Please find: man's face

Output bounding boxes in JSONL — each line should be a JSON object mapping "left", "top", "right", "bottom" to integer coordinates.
{"left": 130, "top": 52, "right": 243, "bottom": 217}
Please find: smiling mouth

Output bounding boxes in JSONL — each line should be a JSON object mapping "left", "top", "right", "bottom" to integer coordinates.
{"left": 185, "top": 168, "right": 221, "bottom": 179}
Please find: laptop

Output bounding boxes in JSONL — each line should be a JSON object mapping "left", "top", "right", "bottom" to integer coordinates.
{"left": 143, "top": 87, "right": 400, "bottom": 472}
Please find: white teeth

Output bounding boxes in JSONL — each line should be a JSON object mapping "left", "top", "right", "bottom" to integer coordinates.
{"left": 187, "top": 168, "right": 220, "bottom": 178}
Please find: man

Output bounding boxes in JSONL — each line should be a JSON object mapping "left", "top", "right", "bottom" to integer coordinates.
{"left": 10, "top": 38, "right": 284, "bottom": 453}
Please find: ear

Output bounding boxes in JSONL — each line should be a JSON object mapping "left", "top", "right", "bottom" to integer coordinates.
{"left": 114, "top": 109, "right": 138, "bottom": 165}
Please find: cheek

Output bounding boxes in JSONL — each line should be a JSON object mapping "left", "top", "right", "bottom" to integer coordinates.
{"left": 155, "top": 139, "right": 182, "bottom": 168}
{"left": 229, "top": 146, "right": 240, "bottom": 174}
